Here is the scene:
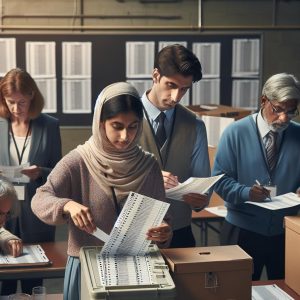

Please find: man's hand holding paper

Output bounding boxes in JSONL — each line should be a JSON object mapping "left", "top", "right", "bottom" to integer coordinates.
{"left": 166, "top": 174, "right": 224, "bottom": 201}
{"left": 162, "top": 171, "right": 179, "bottom": 189}
{"left": 183, "top": 193, "right": 209, "bottom": 209}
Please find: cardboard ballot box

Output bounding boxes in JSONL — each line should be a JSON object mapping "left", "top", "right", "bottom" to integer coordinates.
{"left": 80, "top": 245, "right": 176, "bottom": 300}
{"left": 161, "top": 245, "right": 252, "bottom": 300}
{"left": 285, "top": 216, "right": 300, "bottom": 295}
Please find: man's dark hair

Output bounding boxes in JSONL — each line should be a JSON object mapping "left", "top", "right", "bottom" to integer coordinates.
{"left": 154, "top": 44, "right": 202, "bottom": 82}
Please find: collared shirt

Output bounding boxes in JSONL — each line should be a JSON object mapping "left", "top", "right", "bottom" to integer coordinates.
{"left": 142, "top": 91, "right": 210, "bottom": 178}
{"left": 253, "top": 111, "right": 282, "bottom": 151}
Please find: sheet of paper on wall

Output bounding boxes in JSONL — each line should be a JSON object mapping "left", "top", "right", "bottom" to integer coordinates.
{"left": 166, "top": 174, "right": 224, "bottom": 201}
{"left": 96, "top": 192, "right": 170, "bottom": 287}
{"left": 252, "top": 284, "right": 294, "bottom": 300}
{"left": 0, "top": 163, "right": 30, "bottom": 183}
{"left": 0, "top": 244, "right": 50, "bottom": 267}
{"left": 246, "top": 192, "right": 300, "bottom": 210}
{"left": 201, "top": 115, "right": 235, "bottom": 147}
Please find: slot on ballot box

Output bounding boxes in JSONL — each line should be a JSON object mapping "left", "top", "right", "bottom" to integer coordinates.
{"left": 285, "top": 216, "right": 300, "bottom": 296}
{"left": 161, "top": 245, "right": 253, "bottom": 300}
{"left": 80, "top": 245, "right": 176, "bottom": 300}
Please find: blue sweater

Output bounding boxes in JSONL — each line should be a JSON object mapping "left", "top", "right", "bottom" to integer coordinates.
{"left": 212, "top": 115, "right": 300, "bottom": 236}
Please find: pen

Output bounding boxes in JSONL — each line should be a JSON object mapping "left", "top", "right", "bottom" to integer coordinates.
{"left": 255, "top": 179, "right": 272, "bottom": 201}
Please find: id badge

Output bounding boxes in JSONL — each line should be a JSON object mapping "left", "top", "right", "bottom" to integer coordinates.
{"left": 13, "top": 184, "right": 26, "bottom": 201}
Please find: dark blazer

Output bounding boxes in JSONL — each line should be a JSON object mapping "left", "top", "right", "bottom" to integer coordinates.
{"left": 0, "top": 114, "right": 62, "bottom": 243}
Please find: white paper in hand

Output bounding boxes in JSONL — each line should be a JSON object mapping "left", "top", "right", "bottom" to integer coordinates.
{"left": 166, "top": 174, "right": 224, "bottom": 200}
{"left": 92, "top": 227, "right": 109, "bottom": 243}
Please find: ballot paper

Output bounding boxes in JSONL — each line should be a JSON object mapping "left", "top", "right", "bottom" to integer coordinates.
{"left": 166, "top": 174, "right": 224, "bottom": 200}
{"left": 252, "top": 284, "right": 294, "bottom": 300}
{"left": 0, "top": 163, "right": 30, "bottom": 183}
{"left": 92, "top": 227, "right": 109, "bottom": 243}
{"left": 96, "top": 192, "right": 170, "bottom": 286}
{"left": 0, "top": 244, "right": 50, "bottom": 267}
{"left": 100, "top": 192, "right": 170, "bottom": 256}
{"left": 246, "top": 192, "right": 300, "bottom": 210}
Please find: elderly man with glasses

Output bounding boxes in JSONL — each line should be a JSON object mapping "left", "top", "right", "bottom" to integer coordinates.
{"left": 212, "top": 73, "right": 300, "bottom": 281}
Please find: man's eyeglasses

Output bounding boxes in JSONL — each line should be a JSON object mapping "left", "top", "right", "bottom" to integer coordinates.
{"left": 268, "top": 98, "right": 299, "bottom": 118}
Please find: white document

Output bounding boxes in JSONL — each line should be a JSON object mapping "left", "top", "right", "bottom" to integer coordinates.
{"left": 252, "top": 284, "right": 294, "bottom": 300}
{"left": 205, "top": 206, "right": 227, "bottom": 218}
{"left": 246, "top": 192, "right": 300, "bottom": 210}
{"left": 166, "top": 174, "right": 224, "bottom": 201}
{"left": 96, "top": 192, "right": 170, "bottom": 287}
{"left": 0, "top": 163, "right": 30, "bottom": 183}
{"left": 101, "top": 192, "right": 170, "bottom": 256}
{"left": 0, "top": 244, "right": 49, "bottom": 265}
{"left": 97, "top": 253, "right": 154, "bottom": 286}
{"left": 92, "top": 227, "right": 109, "bottom": 243}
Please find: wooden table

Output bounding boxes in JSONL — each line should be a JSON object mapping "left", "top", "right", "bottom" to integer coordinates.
{"left": 253, "top": 279, "right": 300, "bottom": 299}
{"left": 192, "top": 209, "right": 224, "bottom": 246}
{"left": 0, "top": 241, "right": 67, "bottom": 280}
{"left": 0, "top": 294, "right": 63, "bottom": 300}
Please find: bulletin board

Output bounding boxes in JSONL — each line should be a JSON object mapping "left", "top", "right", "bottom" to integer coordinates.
{"left": 0, "top": 32, "right": 262, "bottom": 126}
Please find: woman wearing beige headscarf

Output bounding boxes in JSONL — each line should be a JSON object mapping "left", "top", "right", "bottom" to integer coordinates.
{"left": 31, "top": 82, "right": 172, "bottom": 300}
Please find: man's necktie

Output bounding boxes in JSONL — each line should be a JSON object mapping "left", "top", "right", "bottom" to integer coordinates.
{"left": 155, "top": 112, "right": 166, "bottom": 148}
{"left": 266, "top": 131, "right": 278, "bottom": 171}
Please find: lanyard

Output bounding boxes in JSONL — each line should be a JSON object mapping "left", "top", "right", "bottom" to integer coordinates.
{"left": 10, "top": 121, "right": 32, "bottom": 165}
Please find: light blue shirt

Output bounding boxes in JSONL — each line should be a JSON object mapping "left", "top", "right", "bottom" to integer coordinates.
{"left": 141, "top": 92, "right": 210, "bottom": 178}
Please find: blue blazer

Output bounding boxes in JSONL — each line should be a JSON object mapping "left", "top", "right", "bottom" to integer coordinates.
{"left": 0, "top": 114, "right": 62, "bottom": 243}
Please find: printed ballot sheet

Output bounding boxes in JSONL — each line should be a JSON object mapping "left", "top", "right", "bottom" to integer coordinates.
{"left": 252, "top": 284, "right": 294, "bottom": 300}
{"left": 0, "top": 244, "right": 50, "bottom": 267}
{"left": 97, "top": 254, "right": 154, "bottom": 286}
{"left": 246, "top": 192, "right": 300, "bottom": 210}
{"left": 100, "top": 192, "right": 170, "bottom": 256}
{"left": 96, "top": 192, "right": 170, "bottom": 286}
{"left": 166, "top": 174, "right": 224, "bottom": 200}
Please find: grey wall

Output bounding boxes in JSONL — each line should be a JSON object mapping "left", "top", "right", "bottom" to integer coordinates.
{"left": 1, "top": 0, "right": 299, "bottom": 152}
{"left": 1, "top": 0, "right": 299, "bottom": 83}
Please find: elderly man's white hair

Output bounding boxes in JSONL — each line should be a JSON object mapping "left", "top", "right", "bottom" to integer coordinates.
{"left": 262, "top": 73, "right": 300, "bottom": 104}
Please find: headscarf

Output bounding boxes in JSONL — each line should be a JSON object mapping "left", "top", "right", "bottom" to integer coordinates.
{"left": 76, "top": 82, "right": 157, "bottom": 201}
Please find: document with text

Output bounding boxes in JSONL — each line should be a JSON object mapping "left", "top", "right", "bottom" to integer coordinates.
{"left": 252, "top": 284, "right": 294, "bottom": 300}
{"left": 95, "top": 192, "right": 170, "bottom": 286}
{"left": 166, "top": 174, "right": 224, "bottom": 200}
{"left": 0, "top": 163, "right": 30, "bottom": 183}
{"left": 100, "top": 191, "right": 170, "bottom": 256}
{"left": 0, "top": 244, "right": 50, "bottom": 267}
{"left": 246, "top": 192, "right": 300, "bottom": 210}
